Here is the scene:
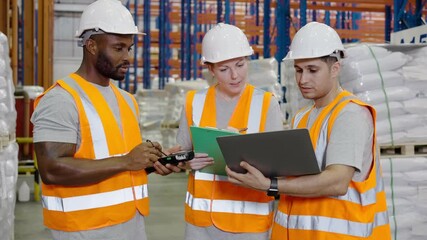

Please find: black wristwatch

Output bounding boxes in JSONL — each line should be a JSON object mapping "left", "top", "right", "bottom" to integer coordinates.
{"left": 267, "top": 177, "right": 279, "bottom": 197}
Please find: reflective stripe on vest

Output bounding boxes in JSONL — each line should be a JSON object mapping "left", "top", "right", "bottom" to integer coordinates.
{"left": 80, "top": 93, "right": 109, "bottom": 159}
{"left": 292, "top": 106, "right": 328, "bottom": 168}
{"left": 193, "top": 171, "right": 228, "bottom": 181}
{"left": 42, "top": 184, "right": 148, "bottom": 212}
{"left": 332, "top": 159, "right": 384, "bottom": 206}
{"left": 185, "top": 192, "right": 273, "bottom": 216}
{"left": 291, "top": 106, "right": 311, "bottom": 130}
{"left": 192, "top": 88, "right": 208, "bottom": 126}
{"left": 192, "top": 87, "right": 265, "bottom": 132}
{"left": 246, "top": 88, "right": 264, "bottom": 133}
{"left": 274, "top": 210, "right": 389, "bottom": 238}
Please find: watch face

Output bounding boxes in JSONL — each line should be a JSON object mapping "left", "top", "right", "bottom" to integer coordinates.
{"left": 267, "top": 189, "right": 279, "bottom": 197}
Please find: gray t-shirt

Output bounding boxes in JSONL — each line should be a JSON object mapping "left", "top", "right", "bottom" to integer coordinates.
{"left": 31, "top": 82, "right": 126, "bottom": 147}
{"left": 307, "top": 103, "right": 374, "bottom": 182}
{"left": 176, "top": 90, "right": 284, "bottom": 150}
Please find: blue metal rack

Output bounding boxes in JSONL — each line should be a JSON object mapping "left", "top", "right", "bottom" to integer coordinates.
{"left": 180, "top": 0, "right": 192, "bottom": 80}
{"left": 263, "top": 0, "right": 271, "bottom": 58}
{"left": 275, "top": 0, "right": 291, "bottom": 84}
{"left": 12, "top": 0, "right": 425, "bottom": 89}
{"left": 225, "top": 0, "right": 231, "bottom": 23}
{"left": 143, "top": 0, "right": 151, "bottom": 89}
{"left": 158, "top": 0, "right": 171, "bottom": 89}
{"left": 394, "top": 0, "right": 426, "bottom": 32}
{"left": 300, "top": 0, "right": 307, "bottom": 27}
{"left": 123, "top": 0, "right": 420, "bottom": 90}
{"left": 193, "top": 0, "right": 200, "bottom": 80}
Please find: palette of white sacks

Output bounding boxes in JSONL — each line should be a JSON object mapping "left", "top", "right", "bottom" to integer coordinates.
{"left": 341, "top": 44, "right": 427, "bottom": 240}
{"left": 0, "top": 32, "right": 18, "bottom": 240}
{"left": 381, "top": 156, "right": 427, "bottom": 240}
{"left": 340, "top": 44, "right": 427, "bottom": 145}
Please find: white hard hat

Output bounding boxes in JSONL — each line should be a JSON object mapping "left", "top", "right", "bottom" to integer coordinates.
{"left": 201, "top": 23, "right": 254, "bottom": 64}
{"left": 284, "top": 22, "right": 344, "bottom": 60}
{"left": 75, "top": 0, "right": 144, "bottom": 38}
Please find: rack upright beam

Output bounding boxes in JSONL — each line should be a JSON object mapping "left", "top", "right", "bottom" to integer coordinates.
{"left": 263, "top": 0, "right": 271, "bottom": 58}
{"left": 143, "top": 0, "right": 151, "bottom": 89}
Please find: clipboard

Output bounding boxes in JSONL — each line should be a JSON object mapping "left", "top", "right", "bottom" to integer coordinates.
{"left": 216, "top": 129, "right": 321, "bottom": 177}
{"left": 190, "top": 126, "right": 239, "bottom": 176}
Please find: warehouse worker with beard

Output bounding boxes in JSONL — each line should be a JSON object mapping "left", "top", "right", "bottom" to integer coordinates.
{"left": 31, "top": 0, "right": 181, "bottom": 239}
{"left": 226, "top": 22, "right": 391, "bottom": 239}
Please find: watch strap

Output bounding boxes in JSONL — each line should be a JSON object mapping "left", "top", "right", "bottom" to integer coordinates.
{"left": 267, "top": 177, "right": 279, "bottom": 197}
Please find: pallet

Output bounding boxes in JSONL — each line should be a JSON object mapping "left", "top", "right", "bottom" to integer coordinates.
{"left": 380, "top": 143, "right": 427, "bottom": 157}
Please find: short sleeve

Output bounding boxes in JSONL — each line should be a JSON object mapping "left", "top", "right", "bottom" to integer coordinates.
{"left": 325, "top": 103, "right": 374, "bottom": 181}
{"left": 176, "top": 107, "right": 193, "bottom": 151}
{"left": 265, "top": 96, "right": 284, "bottom": 132}
{"left": 31, "top": 86, "right": 79, "bottom": 144}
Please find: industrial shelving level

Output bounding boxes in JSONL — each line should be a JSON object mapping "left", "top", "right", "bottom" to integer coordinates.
{"left": 1, "top": 0, "right": 425, "bottom": 90}
{"left": 123, "top": 0, "right": 425, "bottom": 92}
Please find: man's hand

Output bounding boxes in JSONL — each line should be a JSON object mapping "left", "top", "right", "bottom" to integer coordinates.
{"left": 125, "top": 141, "right": 163, "bottom": 170}
{"left": 226, "top": 161, "right": 270, "bottom": 192}
{"left": 153, "top": 145, "right": 184, "bottom": 176}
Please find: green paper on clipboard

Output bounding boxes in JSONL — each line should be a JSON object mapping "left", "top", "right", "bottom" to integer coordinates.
{"left": 190, "top": 126, "right": 240, "bottom": 176}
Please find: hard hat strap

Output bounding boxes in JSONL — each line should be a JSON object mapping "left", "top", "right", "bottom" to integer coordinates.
{"left": 78, "top": 29, "right": 106, "bottom": 47}
{"left": 329, "top": 50, "right": 344, "bottom": 60}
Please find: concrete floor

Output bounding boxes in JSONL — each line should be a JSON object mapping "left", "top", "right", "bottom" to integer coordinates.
{"left": 14, "top": 172, "right": 188, "bottom": 240}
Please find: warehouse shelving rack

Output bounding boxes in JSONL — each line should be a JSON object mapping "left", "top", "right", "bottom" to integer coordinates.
{"left": 0, "top": 0, "right": 53, "bottom": 90}
{"left": 0, "top": 0, "right": 425, "bottom": 90}
{"left": 123, "top": 0, "right": 425, "bottom": 91}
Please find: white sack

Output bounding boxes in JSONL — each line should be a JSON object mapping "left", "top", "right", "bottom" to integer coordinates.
{"left": 249, "top": 69, "right": 279, "bottom": 87}
{"left": 373, "top": 101, "right": 406, "bottom": 120}
{"left": 405, "top": 80, "right": 427, "bottom": 95}
{"left": 341, "top": 71, "right": 404, "bottom": 93}
{"left": 376, "top": 114, "right": 422, "bottom": 136}
{"left": 377, "top": 131, "right": 407, "bottom": 145}
{"left": 356, "top": 86, "right": 414, "bottom": 105}
{"left": 403, "top": 65, "right": 427, "bottom": 81}
{"left": 381, "top": 157, "right": 427, "bottom": 173}
{"left": 406, "top": 46, "right": 427, "bottom": 58}
{"left": 402, "top": 98, "right": 427, "bottom": 114}
{"left": 382, "top": 171, "right": 412, "bottom": 187}
{"left": 341, "top": 52, "right": 411, "bottom": 81}
{"left": 345, "top": 45, "right": 390, "bottom": 61}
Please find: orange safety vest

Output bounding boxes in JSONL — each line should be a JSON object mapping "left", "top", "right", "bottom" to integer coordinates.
{"left": 184, "top": 84, "right": 275, "bottom": 233}
{"left": 271, "top": 90, "right": 391, "bottom": 239}
{"left": 34, "top": 73, "right": 148, "bottom": 231}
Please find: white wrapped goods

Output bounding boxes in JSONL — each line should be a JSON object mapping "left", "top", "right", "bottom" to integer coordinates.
{"left": 341, "top": 44, "right": 427, "bottom": 144}
{"left": 0, "top": 31, "right": 18, "bottom": 240}
{"left": 381, "top": 156, "right": 427, "bottom": 239}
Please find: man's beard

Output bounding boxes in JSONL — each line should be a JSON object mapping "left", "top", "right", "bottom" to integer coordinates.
{"left": 95, "top": 52, "right": 129, "bottom": 81}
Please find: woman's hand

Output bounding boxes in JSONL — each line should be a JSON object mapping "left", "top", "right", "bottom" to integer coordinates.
{"left": 185, "top": 153, "right": 214, "bottom": 170}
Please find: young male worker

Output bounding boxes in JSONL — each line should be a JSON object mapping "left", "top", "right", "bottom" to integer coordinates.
{"left": 226, "top": 22, "right": 391, "bottom": 240}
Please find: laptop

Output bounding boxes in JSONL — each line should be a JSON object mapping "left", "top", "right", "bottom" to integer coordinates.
{"left": 216, "top": 128, "right": 321, "bottom": 177}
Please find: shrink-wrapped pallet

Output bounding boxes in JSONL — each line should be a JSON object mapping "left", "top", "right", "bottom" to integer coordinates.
{"left": 341, "top": 44, "right": 427, "bottom": 144}
{"left": 0, "top": 32, "right": 18, "bottom": 240}
{"left": 381, "top": 156, "right": 427, "bottom": 240}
